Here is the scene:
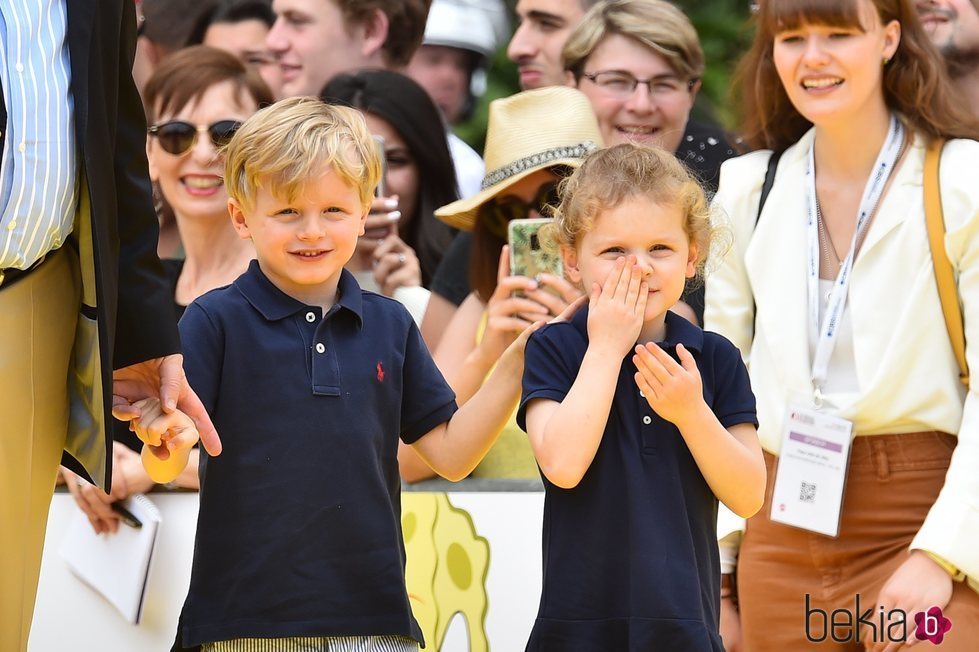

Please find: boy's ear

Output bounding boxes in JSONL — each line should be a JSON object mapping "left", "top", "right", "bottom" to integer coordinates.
{"left": 561, "top": 244, "right": 581, "bottom": 285}
{"left": 228, "top": 199, "right": 252, "bottom": 240}
{"left": 358, "top": 203, "right": 369, "bottom": 237}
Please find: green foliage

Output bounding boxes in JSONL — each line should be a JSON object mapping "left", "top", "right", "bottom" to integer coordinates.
{"left": 679, "top": 0, "right": 754, "bottom": 128}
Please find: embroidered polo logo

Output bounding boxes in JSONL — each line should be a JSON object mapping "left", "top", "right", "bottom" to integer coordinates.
{"left": 377, "top": 362, "right": 385, "bottom": 382}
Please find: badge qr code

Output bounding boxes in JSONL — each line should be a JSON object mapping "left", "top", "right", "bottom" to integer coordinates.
{"left": 799, "top": 481, "right": 817, "bottom": 504}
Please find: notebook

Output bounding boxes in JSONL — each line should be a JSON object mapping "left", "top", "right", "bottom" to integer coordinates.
{"left": 59, "top": 493, "right": 162, "bottom": 624}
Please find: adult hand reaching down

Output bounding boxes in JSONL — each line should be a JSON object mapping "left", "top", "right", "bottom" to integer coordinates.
{"left": 112, "top": 354, "right": 220, "bottom": 456}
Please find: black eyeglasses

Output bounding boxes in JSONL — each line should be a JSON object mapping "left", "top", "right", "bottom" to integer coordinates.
{"left": 147, "top": 120, "right": 243, "bottom": 156}
{"left": 480, "top": 181, "right": 560, "bottom": 239}
{"left": 582, "top": 70, "right": 698, "bottom": 99}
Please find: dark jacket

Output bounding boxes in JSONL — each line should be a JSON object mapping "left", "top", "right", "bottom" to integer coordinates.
{"left": 0, "top": 0, "right": 181, "bottom": 488}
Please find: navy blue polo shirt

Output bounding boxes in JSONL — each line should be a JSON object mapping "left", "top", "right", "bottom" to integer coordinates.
{"left": 517, "top": 309, "right": 756, "bottom": 652}
{"left": 176, "top": 261, "right": 456, "bottom": 648}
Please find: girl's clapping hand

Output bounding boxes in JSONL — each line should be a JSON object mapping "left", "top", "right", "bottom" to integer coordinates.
{"left": 633, "top": 342, "right": 705, "bottom": 428}
{"left": 587, "top": 255, "right": 647, "bottom": 357}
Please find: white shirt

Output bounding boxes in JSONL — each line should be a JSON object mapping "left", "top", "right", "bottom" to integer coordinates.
{"left": 447, "top": 132, "right": 483, "bottom": 199}
{"left": 0, "top": 0, "right": 77, "bottom": 270}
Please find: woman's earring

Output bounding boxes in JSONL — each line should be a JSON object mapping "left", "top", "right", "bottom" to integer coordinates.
{"left": 152, "top": 181, "right": 164, "bottom": 216}
{"left": 883, "top": 56, "right": 891, "bottom": 66}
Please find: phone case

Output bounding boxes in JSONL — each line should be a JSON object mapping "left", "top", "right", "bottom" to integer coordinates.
{"left": 508, "top": 218, "right": 563, "bottom": 282}
{"left": 373, "top": 134, "right": 387, "bottom": 197}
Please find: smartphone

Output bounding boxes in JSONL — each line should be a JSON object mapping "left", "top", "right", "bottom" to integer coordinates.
{"left": 373, "top": 134, "right": 387, "bottom": 198}
{"left": 508, "top": 218, "right": 563, "bottom": 290}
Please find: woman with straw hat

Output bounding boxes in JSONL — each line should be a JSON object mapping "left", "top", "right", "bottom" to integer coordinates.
{"left": 401, "top": 86, "right": 601, "bottom": 481}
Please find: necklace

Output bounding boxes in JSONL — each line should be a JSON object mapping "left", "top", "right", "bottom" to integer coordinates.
{"left": 815, "top": 200, "right": 843, "bottom": 282}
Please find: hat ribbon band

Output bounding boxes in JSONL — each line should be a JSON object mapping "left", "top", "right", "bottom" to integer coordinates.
{"left": 480, "top": 141, "right": 599, "bottom": 191}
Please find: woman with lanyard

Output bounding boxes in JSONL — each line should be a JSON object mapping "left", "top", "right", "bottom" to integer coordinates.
{"left": 706, "top": 1, "right": 979, "bottom": 650}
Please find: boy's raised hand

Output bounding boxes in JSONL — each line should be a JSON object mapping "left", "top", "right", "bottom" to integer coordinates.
{"left": 130, "top": 397, "right": 200, "bottom": 484}
{"left": 633, "top": 342, "right": 705, "bottom": 428}
{"left": 587, "top": 255, "right": 647, "bottom": 358}
{"left": 130, "top": 397, "right": 198, "bottom": 454}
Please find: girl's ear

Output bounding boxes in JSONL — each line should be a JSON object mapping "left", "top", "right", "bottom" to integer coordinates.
{"left": 686, "top": 242, "right": 699, "bottom": 279}
{"left": 229, "top": 199, "right": 252, "bottom": 241}
{"left": 561, "top": 243, "right": 582, "bottom": 284}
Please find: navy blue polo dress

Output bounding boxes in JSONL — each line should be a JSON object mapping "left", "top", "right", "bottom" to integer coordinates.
{"left": 174, "top": 262, "right": 457, "bottom": 649}
{"left": 518, "top": 309, "right": 757, "bottom": 652}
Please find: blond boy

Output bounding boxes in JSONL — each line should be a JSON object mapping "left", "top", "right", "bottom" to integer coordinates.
{"left": 138, "top": 97, "right": 532, "bottom": 651}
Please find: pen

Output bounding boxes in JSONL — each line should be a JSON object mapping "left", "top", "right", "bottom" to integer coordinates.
{"left": 112, "top": 502, "right": 143, "bottom": 529}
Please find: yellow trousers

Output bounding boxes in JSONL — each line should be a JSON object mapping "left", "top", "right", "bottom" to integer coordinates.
{"left": 0, "top": 247, "right": 79, "bottom": 651}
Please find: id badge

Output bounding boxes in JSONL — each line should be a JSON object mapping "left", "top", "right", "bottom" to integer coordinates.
{"left": 770, "top": 405, "right": 853, "bottom": 537}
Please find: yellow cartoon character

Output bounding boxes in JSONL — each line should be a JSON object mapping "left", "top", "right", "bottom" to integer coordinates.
{"left": 403, "top": 493, "right": 490, "bottom": 651}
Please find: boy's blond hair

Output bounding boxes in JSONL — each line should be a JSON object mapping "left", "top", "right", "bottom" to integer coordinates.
{"left": 224, "top": 96, "right": 382, "bottom": 211}
{"left": 544, "top": 143, "right": 727, "bottom": 282}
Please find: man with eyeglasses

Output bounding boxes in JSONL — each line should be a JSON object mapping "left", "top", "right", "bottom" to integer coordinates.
{"left": 0, "top": 4, "right": 219, "bottom": 650}
{"left": 917, "top": 0, "right": 979, "bottom": 114}
{"left": 507, "top": 0, "right": 602, "bottom": 89}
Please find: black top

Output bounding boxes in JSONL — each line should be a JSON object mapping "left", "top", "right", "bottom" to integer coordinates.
{"left": 428, "top": 121, "right": 739, "bottom": 319}
{"left": 175, "top": 262, "right": 457, "bottom": 647}
{"left": 161, "top": 258, "right": 187, "bottom": 321}
{"left": 674, "top": 121, "right": 738, "bottom": 323}
{"left": 429, "top": 230, "right": 474, "bottom": 307}
{"left": 517, "top": 310, "right": 757, "bottom": 651}
{"left": 675, "top": 120, "right": 739, "bottom": 198}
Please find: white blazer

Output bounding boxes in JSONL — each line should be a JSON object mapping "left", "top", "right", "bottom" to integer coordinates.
{"left": 706, "top": 128, "right": 979, "bottom": 581}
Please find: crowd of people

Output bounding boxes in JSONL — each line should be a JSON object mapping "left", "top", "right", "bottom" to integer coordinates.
{"left": 3, "top": 0, "right": 979, "bottom": 650}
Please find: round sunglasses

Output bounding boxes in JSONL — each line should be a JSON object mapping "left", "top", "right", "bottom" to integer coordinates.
{"left": 147, "top": 119, "right": 243, "bottom": 156}
{"left": 480, "top": 181, "right": 560, "bottom": 239}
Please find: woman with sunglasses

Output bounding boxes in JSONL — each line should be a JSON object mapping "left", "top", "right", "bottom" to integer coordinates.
{"left": 563, "top": 0, "right": 738, "bottom": 325}
{"left": 399, "top": 87, "right": 600, "bottom": 482}
{"left": 60, "top": 46, "right": 273, "bottom": 533}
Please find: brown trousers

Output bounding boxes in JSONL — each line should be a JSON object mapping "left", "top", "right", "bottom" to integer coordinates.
{"left": 0, "top": 248, "right": 79, "bottom": 652}
{"left": 738, "top": 432, "right": 979, "bottom": 651}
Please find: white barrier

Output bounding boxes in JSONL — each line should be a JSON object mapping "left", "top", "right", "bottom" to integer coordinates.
{"left": 31, "top": 485, "right": 544, "bottom": 652}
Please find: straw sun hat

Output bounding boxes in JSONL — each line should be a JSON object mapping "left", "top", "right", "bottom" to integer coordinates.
{"left": 435, "top": 86, "right": 604, "bottom": 231}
